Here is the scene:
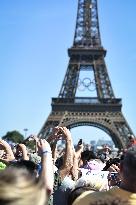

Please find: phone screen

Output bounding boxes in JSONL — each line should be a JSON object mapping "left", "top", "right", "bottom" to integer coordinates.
{"left": 78, "top": 139, "right": 82, "bottom": 145}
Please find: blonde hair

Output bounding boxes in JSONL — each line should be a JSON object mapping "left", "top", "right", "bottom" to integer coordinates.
{"left": 0, "top": 167, "right": 46, "bottom": 205}
{"left": 75, "top": 174, "right": 108, "bottom": 191}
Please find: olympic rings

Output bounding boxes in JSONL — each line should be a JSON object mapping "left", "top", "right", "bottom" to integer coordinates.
{"left": 78, "top": 77, "right": 96, "bottom": 91}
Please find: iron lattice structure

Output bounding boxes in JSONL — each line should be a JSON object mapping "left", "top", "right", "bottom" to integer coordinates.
{"left": 39, "top": 0, "right": 134, "bottom": 149}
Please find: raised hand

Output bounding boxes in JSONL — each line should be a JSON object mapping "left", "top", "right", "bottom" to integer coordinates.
{"left": 16, "top": 143, "right": 29, "bottom": 160}
{"left": 0, "top": 140, "right": 15, "bottom": 161}
{"left": 37, "top": 139, "right": 52, "bottom": 156}
{"left": 47, "top": 127, "right": 61, "bottom": 143}
{"left": 57, "top": 127, "right": 72, "bottom": 141}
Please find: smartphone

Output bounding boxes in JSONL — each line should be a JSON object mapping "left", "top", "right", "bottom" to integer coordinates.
{"left": 78, "top": 139, "right": 83, "bottom": 145}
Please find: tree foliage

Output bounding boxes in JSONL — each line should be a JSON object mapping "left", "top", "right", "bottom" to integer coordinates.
{"left": 2, "top": 130, "right": 24, "bottom": 144}
{"left": 25, "top": 140, "right": 35, "bottom": 150}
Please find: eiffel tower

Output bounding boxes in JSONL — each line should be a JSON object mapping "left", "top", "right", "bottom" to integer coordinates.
{"left": 39, "top": 0, "right": 134, "bottom": 149}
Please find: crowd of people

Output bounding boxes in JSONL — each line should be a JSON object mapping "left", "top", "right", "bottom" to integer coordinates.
{"left": 0, "top": 126, "right": 136, "bottom": 205}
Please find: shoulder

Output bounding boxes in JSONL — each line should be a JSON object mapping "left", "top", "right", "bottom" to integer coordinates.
{"left": 73, "top": 190, "right": 109, "bottom": 205}
{"left": 72, "top": 190, "right": 96, "bottom": 205}
{"left": 73, "top": 187, "right": 120, "bottom": 205}
{"left": 73, "top": 187, "right": 136, "bottom": 205}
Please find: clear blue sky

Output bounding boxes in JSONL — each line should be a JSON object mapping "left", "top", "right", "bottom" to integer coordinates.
{"left": 0, "top": 0, "right": 136, "bottom": 144}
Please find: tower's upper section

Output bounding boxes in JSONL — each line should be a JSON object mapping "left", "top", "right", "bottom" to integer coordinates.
{"left": 73, "top": 0, "right": 101, "bottom": 48}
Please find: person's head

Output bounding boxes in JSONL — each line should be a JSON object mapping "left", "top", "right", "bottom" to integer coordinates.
{"left": 0, "top": 167, "right": 46, "bottom": 205}
{"left": 83, "top": 159, "right": 104, "bottom": 171}
{"left": 75, "top": 174, "right": 108, "bottom": 192}
{"left": 29, "top": 153, "right": 41, "bottom": 164}
{"left": 102, "top": 145, "right": 111, "bottom": 154}
{"left": 9, "top": 160, "right": 38, "bottom": 176}
{"left": 120, "top": 145, "right": 136, "bottom": 190}
{"left": 67, "top": 186, "right": 96, "bottom": 205}
{"left": 128, "top": 134, "right": 134, "bottom": 140}
{"left": 79, "top": 150, "right": 97, "bottom": 167}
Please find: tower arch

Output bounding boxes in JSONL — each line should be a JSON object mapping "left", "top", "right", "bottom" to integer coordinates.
{"left": 39, "top": 0, "right": 134, "bottom": 148}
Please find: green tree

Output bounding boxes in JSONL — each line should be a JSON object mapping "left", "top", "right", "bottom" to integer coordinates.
{"left": 25, "top": 140, "right": 35, "bottom": 150}
{"left": 2, "top": 130, "right": 24, "bottom": 144}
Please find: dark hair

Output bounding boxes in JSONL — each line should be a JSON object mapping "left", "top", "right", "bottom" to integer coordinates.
{"left": 9, "top": 160, "right": 37, "bottom": 175}
{"left": 81, "top": 150, "right": 97, "bottom": 162}
{"left": 55, "top": 156, "right": 64, "bottom": 169}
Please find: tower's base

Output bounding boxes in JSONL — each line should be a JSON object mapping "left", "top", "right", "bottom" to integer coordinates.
{"left": 39, "top": 97, "right": 133, "bottom": 149}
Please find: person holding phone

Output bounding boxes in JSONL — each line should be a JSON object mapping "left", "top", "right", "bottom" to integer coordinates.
{"left": 73, "top": 146, "right": 136, "bottom": 205}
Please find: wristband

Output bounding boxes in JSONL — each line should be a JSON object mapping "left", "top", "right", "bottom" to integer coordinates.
{"left": 42, "top": 150, "right": 52, "bottom": 155}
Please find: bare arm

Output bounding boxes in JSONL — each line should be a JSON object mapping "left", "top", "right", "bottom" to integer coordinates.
{"left": 17, "top": 144, "right": 29, "bottom": 160}
{"left": 45, "top": 126, "right": 75, "bottom": 180}
{"left": 51, "top": 141, "right": 58, "bottom": 164}
{"left": 59, "top": 127, "right": 74, "bottom": 180}
{"left": 38, "top": 139, "right": 54, "bottom": 195}
{"left": 71, "top": 143, "right": 84, "bottom": 181}
{"left": 0, "top": 140, "right": 15, "bottom": 162}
